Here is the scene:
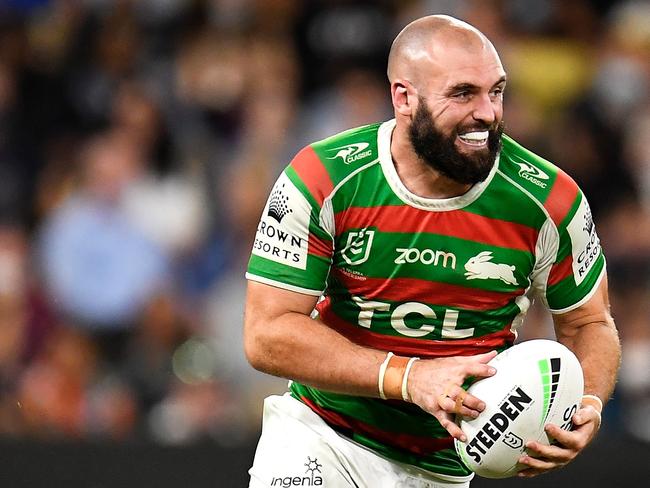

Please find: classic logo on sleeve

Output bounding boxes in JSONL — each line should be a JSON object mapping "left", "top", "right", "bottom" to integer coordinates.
{"left": 515, "top": 161, "right": 549, "bottom": 188}
{"left": 566, "top": 197, "right": 601, "bottom": 285}
{"left": 252, "top": 173, "right": 309, "bottom": 270}
{"left": 327, "top": 142, "right": 372, "bottom": 164}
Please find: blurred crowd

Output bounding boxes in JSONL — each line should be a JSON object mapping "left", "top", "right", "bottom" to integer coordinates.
{"left": 0, "top": 0, "right": 648, "bottom": 446}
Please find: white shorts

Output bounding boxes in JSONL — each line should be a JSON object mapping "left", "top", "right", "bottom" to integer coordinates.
{"left": 248, "top": 394, "right": 473, "bottom": 488}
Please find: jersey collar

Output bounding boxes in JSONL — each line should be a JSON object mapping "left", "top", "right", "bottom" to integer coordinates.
{"left": 378, "top": 119, "right": 499, "bottom": 211}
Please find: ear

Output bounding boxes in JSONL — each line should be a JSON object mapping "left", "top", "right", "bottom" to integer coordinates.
{"left": 391, "top": 79, "right": 417, "bottom": 116}
{"left": 476, "top": 251, "right": 493, "bottom": 262}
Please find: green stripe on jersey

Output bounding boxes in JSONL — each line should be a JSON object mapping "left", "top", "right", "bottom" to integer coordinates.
{"left": 332, "top": 231, "right": 534, "bottom": 291}
{"left": 464, "top": 171, "right": 548, "bottom": 229}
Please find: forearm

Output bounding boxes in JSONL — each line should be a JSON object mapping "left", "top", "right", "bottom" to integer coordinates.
{"left": 245, "top": 309, "right": 386, "bottom": 397}
{"left": 556, "top": 318, "right": 621, "bottom": 405}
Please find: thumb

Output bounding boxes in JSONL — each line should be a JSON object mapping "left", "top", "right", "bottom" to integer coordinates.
{"left": 471, "top": 350, "right": 498, "bottom": 363}
{"left": 574, "top": 405, "right": 599, "bottom": 426}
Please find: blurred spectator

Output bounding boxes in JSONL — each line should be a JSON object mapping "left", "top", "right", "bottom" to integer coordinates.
{"left": 37, "top": 129, "right": 169, "bottom": 343}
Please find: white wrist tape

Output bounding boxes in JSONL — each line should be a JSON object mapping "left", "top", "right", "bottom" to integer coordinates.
{"left": 582, "top": 394, "right": 603, "bottom": 412}
{"left": 378, "top": 352, "right": 394, "bottom": 400}
{"left": 401, "top": 357, "right": 420, "bottom": 402}
{"left": 581, "top": 394, "right": 603, "bottom": 428}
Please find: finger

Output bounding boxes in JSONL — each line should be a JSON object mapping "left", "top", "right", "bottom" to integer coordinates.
{"left": 517, "top": 467, "right": 544, "bottom": 478}
{"left": 465, "top": 350, "right": 498, "bottom": 363}
{"left": 462, "top": 362, "right": 497, "bottom": 379}
{"left": 573, "top": 406, "right": 600, "bottom": 427}
{"left": 439, "top": 386, "right": 480, "bottom": 416}
{"left": 436, "top": 412, "right": 467, "bottom": 442}
{"left": 460, "top": 392, "right": 487, "bottom": 412}
{"left": 518, "top": 453, "right": 561, "bottom": 471}
{"left": 525, "top": 441, "right": 573, "bottom": 463}
{"left": 545, "top": 423, "right": 584, "bottom": 450}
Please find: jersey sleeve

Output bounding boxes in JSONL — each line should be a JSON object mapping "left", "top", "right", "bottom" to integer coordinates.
{"left": 246, "top": 146, "right": 334, "bottom": 296}
{"left": 535, "top": 178, "right": 606, "bottom": 313}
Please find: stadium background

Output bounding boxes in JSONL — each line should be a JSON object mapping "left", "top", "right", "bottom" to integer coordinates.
{"left": 0, "top": 0, "right": 648, "bottom": 486}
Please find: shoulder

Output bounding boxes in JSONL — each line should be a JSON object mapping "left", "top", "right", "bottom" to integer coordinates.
{"left": 497, "top": 134, "right": 581, "bottom": 227}
{"left": 287, "top": 122, "right": 382, "bottom": 208}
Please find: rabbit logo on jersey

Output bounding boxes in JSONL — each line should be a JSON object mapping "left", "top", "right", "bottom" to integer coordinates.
{"left": 464, "top": 251, "right": 518, "bottom": 285}
{"left": 566, "top": 197, "right": 601, "bottom": 285}
{"left": 252, "top": 174, "right": 309, "bottom": 270}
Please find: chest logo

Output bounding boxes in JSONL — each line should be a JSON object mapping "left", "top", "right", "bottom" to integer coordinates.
{"left": 341, "top": 228, "right": 375, "bottom": 265}
{"left": 464, "top": 251, "right": 518, "bottom": 285}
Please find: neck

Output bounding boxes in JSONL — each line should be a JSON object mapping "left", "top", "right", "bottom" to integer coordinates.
{"left": 390, "top": 123, "right": 473, "bottom": 199}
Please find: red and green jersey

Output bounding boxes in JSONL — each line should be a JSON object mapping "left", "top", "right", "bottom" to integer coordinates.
{"left": 246, "top": 119, "right": 605, "bottom": 480}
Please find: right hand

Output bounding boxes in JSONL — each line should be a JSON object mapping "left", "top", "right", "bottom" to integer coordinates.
{"left": 407, "top": 350, "right": 497, "bottom": 441}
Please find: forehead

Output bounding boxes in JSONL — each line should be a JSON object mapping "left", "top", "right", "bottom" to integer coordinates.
{"left": 423, "top": 43, "right": 506, "bottom": 90}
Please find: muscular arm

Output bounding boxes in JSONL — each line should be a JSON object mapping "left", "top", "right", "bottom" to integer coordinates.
{"left": 518, "top": 275, "right": 621, "bottom": 477}
{"left": 244, "top": 280, "right": 385, "bottom": 396}
{"left": 244, "top": 280, "right": 497, "bottom": 440}
{"left": 552, "top": 275, "right": 620, "bottom": 404}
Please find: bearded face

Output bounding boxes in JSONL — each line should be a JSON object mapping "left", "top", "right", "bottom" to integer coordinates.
{"left": 408, "top": 96, "right": 503, "bottom": 185}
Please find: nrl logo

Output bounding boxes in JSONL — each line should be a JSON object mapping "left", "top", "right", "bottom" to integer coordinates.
{"left": 464, "top": 251, "right": 518, "bottom": 286}
{"left": 327, "top": 142, "right": 372, "bottom": 164}
{"left": 341, "top": 228, "right": 375, "bottom": 265}
{"left": 515, "top": 162, "right": 549, "bottom": 189}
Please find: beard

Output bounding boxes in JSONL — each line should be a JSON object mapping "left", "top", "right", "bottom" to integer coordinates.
{"left": 408, "top": 97, "right": 504, "bottom": 185}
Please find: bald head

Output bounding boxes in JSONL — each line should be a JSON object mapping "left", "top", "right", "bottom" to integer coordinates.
{"left": 387, "top": 15, "right": 498, "bottom": 86}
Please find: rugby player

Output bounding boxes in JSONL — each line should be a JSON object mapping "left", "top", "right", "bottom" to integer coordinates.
{"left": 244, "top": 15, "right": 620, "bottom": 487}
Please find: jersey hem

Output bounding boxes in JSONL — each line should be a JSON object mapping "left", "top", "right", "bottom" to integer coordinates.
{"left": 339, "top": 432, "right": 475, "bottom": 484}
{"left": 548, "top": 262, "right": 606, "bottom": 314}
{"left": 291, "top": 392, "right": 475, "bottom": 482}
{"left": 245, "top": 273, "right": 323, "bottom": 296}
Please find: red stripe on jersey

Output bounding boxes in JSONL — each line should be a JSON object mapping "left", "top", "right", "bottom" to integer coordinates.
{"left": 335, "top": 206, "right": 537, "bottom": 252}
{"left": 290, "top": 146, "right": 334, "bottom": 207}
{"left": 544, "top": 170, "right": 579, "bottom": 226}
{"left": 318, "top": 305, "right": 515, "bottom": 358}
{"left": 333, "top": 271, "right": 525, "bottom": 311}
{"left": 308, "top": 233, "right": 332, "bottom": 258}
{"left": 300, "top": 396, "right": 454, "bottom": 455}
{"left": 547, "top": 252, "right": 574, "bottom": 287}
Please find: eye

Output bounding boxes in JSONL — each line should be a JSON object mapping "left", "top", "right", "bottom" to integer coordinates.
{"left": 453, "top": 91, "right": 471, "bottom": 100}
{"left": 490, "top": 87, "right": 505, "bottom": 98}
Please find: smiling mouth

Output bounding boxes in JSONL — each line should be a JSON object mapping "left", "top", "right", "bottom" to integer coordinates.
{"left": 458, "top": 130, "right": 489, "bottom": 147}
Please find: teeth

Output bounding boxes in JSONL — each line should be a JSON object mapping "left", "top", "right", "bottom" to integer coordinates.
{"left": 459, "top": 131, "right": 489, "bottom": 141}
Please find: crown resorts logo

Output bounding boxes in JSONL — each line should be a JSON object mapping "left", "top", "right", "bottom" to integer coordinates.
{"left": 270, "top": 456, "right": 323, "bottom": 486}
{"left": 267, "top": 183, "right": 293, "bottom": 223}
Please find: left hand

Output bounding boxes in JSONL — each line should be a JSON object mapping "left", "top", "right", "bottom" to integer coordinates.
{"left": 516, "top": 405, "right": 601, "bottom": 478}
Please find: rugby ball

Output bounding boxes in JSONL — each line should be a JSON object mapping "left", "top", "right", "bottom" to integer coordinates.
{"left": 454, "top": 339, "right": 584, "bottom": 479}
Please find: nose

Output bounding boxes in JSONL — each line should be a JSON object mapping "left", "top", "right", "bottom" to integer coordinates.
{"left": 472, "top": 93, "right": 497, "bottom": 126}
